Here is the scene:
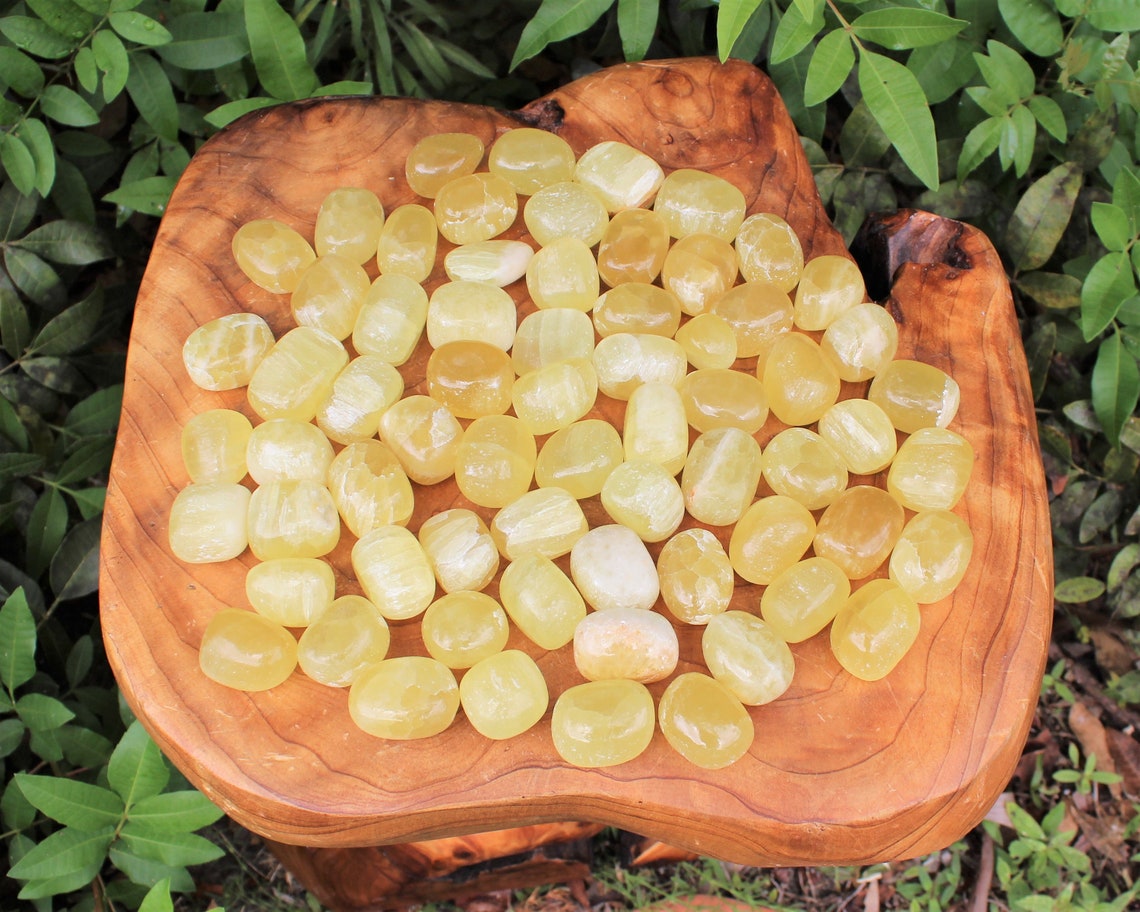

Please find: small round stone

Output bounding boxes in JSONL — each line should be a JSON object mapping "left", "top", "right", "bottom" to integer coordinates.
{"left": 511, "top": 359, "right": 597, "bottom": 436}
{"left": 232, "top": 218, "right": 315, "bottom": 293}
{"left": 498, "top": 555, "right": 586, "bottom": 650}
{"left": 488, "top": 128, "right": 576, "bottom": 194}
{"left": 490, "top": 487, "right": 588, "bottom": 561}
{"left": 314, "top": 187, "right": 385, "bottom": 264}
{"left": 830, "top": 579, "right": 920, "bottom": 682}
{"left": 887, "top": 426, "right": 974, "bottom": 511}
{"left": 658, "top": 672, "right": 753, "bottom": 769}
{"left": 734, "top": 212, "right": 804, "bottom": 292}
{"left": 512, "top": 308, "right": 596, "bottom": 375}
{"left": 349, "top": 656, "right": 459, "bottom": 740}
{"left": 434, "top": 172, "right": 517, "bottom": 245}
{"left": 444, "top": 239, "right": 534, "bottom": 286}
{"left": 573, "top": 606, "right": 679, "bottom": 683}
{"left": 245, "top": 557, "right": 335, "bottom": 627}
{"left": 813, "top": 485, "right": 906, "bottom": 580}
{"left": 526, "top": 237, "right": 600, "bottom": 312}
{"left": 246, "top": 480, "right": 340, "bottom": 561}
{"left": 868, "top": 359, "right": 961, "bottom": 434}
{"left": 420, "top": 591, "right": 509, "bottom": 669}
{"left": 792, "top": 255, "right": 866, "bottom": 330}
{"left": 246, "top": 326, "right": 348, "bottom": 422}
{"left": 600, "top": 459, "right": 685, "bottom": 543}
{"left": 570, "top": 524, "right": 660, "bottom": 612}
{"left": 427, "top": 281, "right": 517, "bottom": 350}
{"left": 534, "top": 419, "right": 624, "bottom": 499}
{"left": 761, "top": 427, "right": 848, "bottom": 511}
{"left": 524, "top": 181, "right": 610, "bottom": 248}
{"left": 352, "top": 273, "right": 429, "bottom": 366}
{"left": 199, "top": 609, "right": 297, "bottom": 692}
{"left": 653, "top": 170, "right": 746, "bottom": 241}
{"left": 376, "top": 203, "right": 437, "bottom": 283}
{"left": 817, "top": 399, "right": 898, "bottom": 476}
{"left": 183, "top": 313, "right": 274, "bottom": 392}
{"left": 702, "top": 610, "right": 795, "bottom": 706}
{"left": 729, "top": 495, "right": 816, "bottom": 586}
{"left": 662, "top": 235, "right": 738, "bottom": 316}
{"left": 352, "top": 525, "right": 437, "bottom": 621}
{"left": 426, "top": 340, "right": 514, "bottom": 419}
{"left": 593, "top": 283, "right": 682, "bottom": 338}
{"left": 181, "top": 409, "right": 252, "bottom": 484}
{"left": 678, "top": 368, "right": 768, "bottom": 434}
{"left": 550, "top": 679, "right": 655, "bottom": 768}
{"left": 297, "top": 595, "right": 391, "bottom": 687}
{"left": 418, "top": 508, "right": 499, "bottom": 594}
{"left": 405, "top": 132, "right": 485, "bottom": 198}
{"left": 168, "top": 483, "right": 250, "bottom": 564}
{"left": 377, "top": 395, "right": 463, "bottom": 485}
{"left": 246, "top": 418, "right": 334, "bottom": 485}
{"left": 315, "top": 355, "right": 405, "bottom": 445}
{"left": 889, "top": 510, "right": 974, "bottom": 603}
{"left": 710, "top": 281, "right": 794, "bottom": 360}
{"left": 820, "top": 302, "right": 898, "bottom": 381}
{"left": 327, "top": 441, "right": 415, "bottom": 537}
{"left": 460, "top": 650, "right": 549, "bottom": 740}
{"left": 674, "top": 313, "right": 738, "bottom": 369}
{"left": 596, "top": 208, "right": 670, "bottom": 287}
{"left": 680, "top": 427, "right": 764, "bottom": 526}
{"left": 574, "top": 140, "right": 664, "bottom": 211}
{"left": 290, "top": 254, "right": 370, "bottom": 341}
{"left": 453, "top": 415, "right": 536, "bottom": 509}
{"left": 623, "top": 382, "right": 689, "bottom": 475}
{"left": 761, "top": 332, "right": 840, "bottom": 427}
{"left": 593, "top": 333, "right": 687, "bottom": 401}
{"left": 759, "top": 556, "right": 850, "bottom": 643}
{"left": 657, "top": 529, "right": 734, "bottom": 625}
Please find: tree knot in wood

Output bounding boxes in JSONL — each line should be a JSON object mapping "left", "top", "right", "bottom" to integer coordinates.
{"left": 514, "top": 98, "right": 566, "bottom": 133}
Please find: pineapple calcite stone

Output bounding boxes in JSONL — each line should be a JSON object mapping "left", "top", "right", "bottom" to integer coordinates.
{"left": 760, "top": 556, "right": 851, "bottom": 643}
{"left": 680, "top": 426, "right": 763, "bottom": 526}
{"left": 534, "top": 419, "right": 623, "bottom": 499}
{"left": 352, "top": 525, "right": 436, "bottom": 621}
{"left": 246, "top": 326, "right": 348, "bottom": 422}
{"left": 421, "top": 591, "right": 510, "bottom": 669}
{"left": 313, "top": 186, "right": 385, "bottom": 264}
{"left": 232, "top": 218, "right": 315, "bottom": 293}
{"left": 349, "top": 656, "right": 459, "bottom": 739}
{"left": 452, "top": 415, "right": 536, "bottom": 509}
{"left": 702, "top": 610, "right": 795, "bottom": 705}
{"left": 551, "top": 679, "right": 656, "bottom": 768}
{"left": 183, "top": 312, "right": 274, "bottom": 392}
{"left": 199, "top": 608, "right": 297, "bottom": 692}
{"left": 657, "top": 529, "right": 734, "bottom": 625}
{"left": 375, "top": 203, "right": 437, "bottom": 283}
{"left": 297, "top": 595, "right": 391, "bottom": 687}
{"left": 404, "top": 132, "right": 484, "bottom": 199}
{"left": 830, "top": 579, "right": 921, "bottom": 682}
{"left": 326, "top": 440, "right": 415, "bottom": 537}
{"left": 569, "top": 524, "right": 659, "bottom": 612}
{"left": 498, "top": 555, "right": 585, "bottom": 650}
{"left": 574, "top": 140, "right": 664, "bottom": 211}
{"left": 245, "top": 557, "right": 335, "bottom": 627}
{"left": 523, "top": 180, "right": 610, "bottom": 248}
{"left": 592, "top": 333, "right": 687, "bottom": 401}
{"left": 653, "top": 169, "right": 747, "bottom": 241}
{"left": 181, "top": 409, "right": 251, "bottom": 484}
{"left": 168, "top": 482, "right": 250, "bottom": 564}
{"left": 459, "top": 650, "right": 549, "bottom": 740}
{"left": 573, "top": 606, "right": 679, "bottom": 683}
{"left": 418, "top": 508, "right": 499, "bottom": 594}
{"left": 488, "top": 127, "right": 576, "bottom": 194}
{"left": 246, "top": 479, "right": 340, "bottom": 561}
{"left": 658, "top": 672, "right": 753, "bottom": 769}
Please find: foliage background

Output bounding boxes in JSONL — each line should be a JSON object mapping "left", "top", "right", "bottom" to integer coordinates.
{"left": 2, "top": 0, "right": 1140, "bottom": 909}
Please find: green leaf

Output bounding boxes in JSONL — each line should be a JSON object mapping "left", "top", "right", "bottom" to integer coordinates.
{"left": 16, "top": 692, "right": 75, "bottom": 731}
{"left": 717, "top": 0, "right": 764, "bottom": 62}
{"left": 1028, "top": 95, "right": 1066, "bottom": 143}
{"left": 23, "top": 355, "right": 91, "bottom": 393}
{"left": 619, "top": 0, "right": 659, "bottom": 62}
{"left": 27, "top": 0, "right": 96, "bottom": 39}
{"left": 66, "top": 634, "right": 94, "bottom": 688}
{"left": 1092, "top": 330, "right": 1140, "bottom": 448}
{"left": 108, "top": 720, "right": 170, "bottom": 807}
{"left": 0, "top": 133, "right": 37, "bottom": 196}
{"left": 1055, "top": 575, "right": 1108, "bottom": 603}
{"left": 15, "top": 774, "right": 125, "bottom": 830}
{"left": 120, "top": 821, "right": 225, "bottom": 866}
{"left": 156, "top": 12, "right": 248, "bottom": 70}
{"left": 0, "top": 588, "right": 36, "bottom": 691}
{"left": 0, "top": 181, "right": 39, "bottom": 240}
{"left": 15, "top": 220, "right": 111, "bottom": 266}
{"left": 1081, "top": 251, "right": 1137, "bottom": 340}
{"left": 1092, "top": 202, "right": 1134, "bottom": 252}
{"left": 1113, "top": 167, "right": 1140, "bottom": 233}
{"left": 0, "top": 390, "right": 29, "bottom": 450}
{"left": 127, "top": 790, "right": 225, "bottom": 833}
{"left": 1087, "top": 0, "right": 1140, "bottom": 31}
{"left": 18, "top": 118, "right": 56, "bottom": 197}
{"left": 1080, "top": 488, "right": 1123, "bottom": 542}
{"left": 769, "top": 0, "right": 824, "bottom": 65}
{"left": 0, "top": 452, "right": 46, "bottom": 482}
{"left": 393, "top": 20, "right": 450, "bottom": 94}
{"left": 0, "top": 15, "right": 78, "bottom": 58}
{"left": 203, "top": 96, "right": 278, "bottom": 129}
{"left": 975, "top": 40, "right": 1035, "bottom": 102}
{"left": 28, "top": 288, "right": 104, "bottom": 359}
{"left": 108, "top": 10, "right": 172, "bottom": 46}
{"left": 858, "top": 50, "right": 938, "bottom": 190}
{"left": 907, "top": 40, "right": 977, "bottom": 105}
{"left": 433, "top": 41, "right": 496, "bottom": 80}
{"left": 104, "top": 175, "right": 176, "bottom": 217}
{"left": 312, "top": 80, "right": 375, "bottom": 97}
{"left": 70, "top": 486, "right": 107, "bottom": 519}
{"left": 0, "top": 47, "right": 46, "bottom": 97}
{"left": 138, "top": 879, "right": 177, "bottom": 912}
{"left": 109, "top": 848, "right": 194, "bottom": 894}
{"left": 26, "top": 487, "right": 68, "bottom": 579}
{"left": 839, "top": 100, "right": 890, "bottom": 167}
{"left": 1004, "top": 162, "right": 1082, "bottom": 272}
{"left": 998, "top": 0, "right": 1062, "bottom": 56}
{"left": 3, "top": 247, "right": 64, "bottom": 307}
{"left": 40, "top": 85, "right": 100, "bottom": 126}
{"left": 1007, "top": 103, "right": 1036, "bottom": 177}
{"left": 64, "top": 382, "right": 122, "bottom": 436}
{"left": 1025, "top": 320, "right": 1056, "bottom": 402}
{"left": 850, "top": 8, "right": 966, "bottom": 50}
{"left": 8, "top": 824, "right": 115, "bottom": 887}
{"left": 49, "top": 515, "right": 102, "bottom": 601}
{"left": 76, "top": 45, "right": 99, "bottom": 93}
{"left": 92, "top": 28, "right": 130, "bottom": 103}
{"left": 1016, "top": 271, "right": 1082, "bottom": 310}
{"left": 0, "top": 287, "right": 32, "bottom": 358}
{"left": 510, "top": 0, "right": 615, "bottom": 70}
{"left": 126, "top": 52, "right": 179, "bottom": 141}
{"left": 245, "top": 0, "right": 319, "bottom": 100}
{"left": 56, "top": 438, "right": 114, "bottom": 484}
{"left": 805, "top": 28, "right": 855, "bottom": 107}
{"left": 0, "top": 718, "right": 26, "bottom": 758}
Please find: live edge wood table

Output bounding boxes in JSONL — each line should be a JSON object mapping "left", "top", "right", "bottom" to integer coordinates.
{"left": 99, "top": 58, "right": 1053, "bottom": 912}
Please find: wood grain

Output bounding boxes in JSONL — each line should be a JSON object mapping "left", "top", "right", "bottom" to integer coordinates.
{"left": 99, "top": 58, "right": 1052, "bottom": 866}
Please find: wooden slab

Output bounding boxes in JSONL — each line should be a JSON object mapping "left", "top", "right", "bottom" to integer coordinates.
{"left": 99, "top": 58, "right": 1052, "bottom": 865}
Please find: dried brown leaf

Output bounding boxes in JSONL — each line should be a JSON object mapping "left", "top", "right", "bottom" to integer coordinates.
{"left": 1088, "top": 626, "right": 1137, "bottom": 677}
{"left": 1106, "top": 729, "right": 1140, "bottom": 798}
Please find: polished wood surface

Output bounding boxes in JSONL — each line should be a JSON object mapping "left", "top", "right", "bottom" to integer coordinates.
{"left": 100, "top": 58, "right": 1052, "bottom": 866}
